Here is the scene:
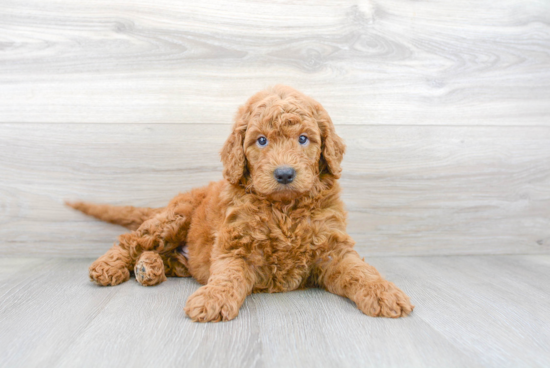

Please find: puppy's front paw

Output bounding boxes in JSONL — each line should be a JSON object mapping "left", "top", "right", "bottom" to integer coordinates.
{"left": 355, "top": 280, "right": 414, "bottom": 318}
{"left": 184, "top": 285, "right": 240, "bottom": 322}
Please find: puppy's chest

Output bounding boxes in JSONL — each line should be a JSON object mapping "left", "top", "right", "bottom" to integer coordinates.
{"left": 246, "top": 210, "right": 318, "bottom": 293}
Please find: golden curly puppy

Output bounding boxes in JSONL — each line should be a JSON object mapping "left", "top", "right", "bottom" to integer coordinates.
{"left": 68, "top": 85, "right": 414, "bottom": 322}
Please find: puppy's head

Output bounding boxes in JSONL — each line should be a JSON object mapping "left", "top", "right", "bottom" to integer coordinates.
{"left": 220, "top": 85, "right": 345, "bottom": 200}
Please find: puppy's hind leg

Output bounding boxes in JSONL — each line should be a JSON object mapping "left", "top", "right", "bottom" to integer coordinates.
{"left": 89, "top": 185, "right": 209, "bottom": 286}
{"left": 89, "top": 211, "right": 187, "bottom": 287}
{"left": 89, "top": 244, "right": 132, "bottom": 286}
{"left": 162, "top": 247, "right": 191, "bottom": 278}
{"left": 135, "top": 251, "right": 167, "bottom": 286}
{"left": 133, "top": 241, "right": 191, "bottom": 286}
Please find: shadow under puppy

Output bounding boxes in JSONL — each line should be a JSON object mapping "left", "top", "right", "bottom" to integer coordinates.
{"left": 67, "top": 85, "right": 414, "bottom": 322}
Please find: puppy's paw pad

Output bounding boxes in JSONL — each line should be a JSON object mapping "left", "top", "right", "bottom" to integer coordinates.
{"left": 134, "top": 253, "right": 166, "bottom": 287}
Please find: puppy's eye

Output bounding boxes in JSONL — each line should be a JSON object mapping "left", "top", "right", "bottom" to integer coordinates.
{"left": 257, "top": 136, "right": 268, "bottom": 147}
{"left": 298, "top": 135, "right": 309, "bottom": 146}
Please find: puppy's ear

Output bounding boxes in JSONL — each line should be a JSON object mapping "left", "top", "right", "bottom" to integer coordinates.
{"left": 315, "top": 104, "right": 346, "bottom": 179}
{"left": 220, "top": 107, "right": 248, "bottom": 185}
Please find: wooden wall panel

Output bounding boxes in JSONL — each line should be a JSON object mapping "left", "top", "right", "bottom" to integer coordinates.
{"left": 0, "top": 0, "right": 549, "bottom": 125}
{"left": 1, "top": 124, "right": 549, "bottom": 257}
{"left": 1, "top": 0, "right": 549, "bottom": 257}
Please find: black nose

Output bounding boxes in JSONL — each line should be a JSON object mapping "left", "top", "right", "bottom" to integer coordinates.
{"left": 274, "top": 166, "right": 296, "bottom": 184}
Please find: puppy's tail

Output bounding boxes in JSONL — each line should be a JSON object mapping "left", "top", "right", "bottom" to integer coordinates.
{"left": 65, "top": 201, "right": 163, "bottom": 230}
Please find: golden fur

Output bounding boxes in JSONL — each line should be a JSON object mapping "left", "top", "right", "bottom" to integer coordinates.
{"left": 67, "top": 85, "right": 414, "bottom": 322}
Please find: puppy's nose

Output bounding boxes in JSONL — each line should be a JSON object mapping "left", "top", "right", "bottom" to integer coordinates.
{"left": 274, "top": 166, "right": 296, "bottom": 184}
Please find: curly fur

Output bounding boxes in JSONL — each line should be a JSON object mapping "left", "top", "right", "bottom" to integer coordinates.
{"left": 68, "top": 85, "right": 414, "bottom": 322}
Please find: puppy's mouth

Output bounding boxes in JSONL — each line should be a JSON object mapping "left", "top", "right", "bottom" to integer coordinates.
{"left": 267, "top": 185, "right": 306, "bottom": 201}
{"left": 249, "top": 167, "right": 313, "bottom": 201}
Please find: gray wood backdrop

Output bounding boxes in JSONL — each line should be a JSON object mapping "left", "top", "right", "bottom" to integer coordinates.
{"left": 1, "top": 0, "right": 549, "bottom": 257}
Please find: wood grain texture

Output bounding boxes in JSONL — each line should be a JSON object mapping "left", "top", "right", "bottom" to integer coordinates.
{"left": 0, "top": 0, "right": 549, "bottom": 125}
{"left": 1, "top": 0, "right": 550, "bottom": 257}
{"left": 372, "top": 255, "right": 550, "bottom": 367}
{"left": 0, "top": 259, "right": 120, "bottom": 367}
{"left": 0, "top": 258, "right": 45, "bottom": 281}
{"left": 0, "top": 256, "right": 548, "bottom": 367}
{"left": 1, "top": 123, "right": 549, "bottom": 257}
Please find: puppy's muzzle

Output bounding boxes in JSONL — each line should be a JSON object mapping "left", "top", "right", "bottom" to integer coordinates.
{"left": 274, "top": 166, "right": 296, "bottom": 184}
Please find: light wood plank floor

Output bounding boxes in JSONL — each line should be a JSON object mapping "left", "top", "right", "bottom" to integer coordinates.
{"left": 0, "top": 255, "right": 548, "bottom": 368}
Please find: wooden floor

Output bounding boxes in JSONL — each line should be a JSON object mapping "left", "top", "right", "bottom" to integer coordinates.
{"left": 1, "top": 255, "right": 549, "bottom": 368}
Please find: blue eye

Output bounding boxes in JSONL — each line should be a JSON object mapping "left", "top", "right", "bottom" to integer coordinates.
{"left": 257, "top": 136, "right": 268, "bottom": 147}
{"left": 298, "top": 135, "right": 309, "bottom": 145}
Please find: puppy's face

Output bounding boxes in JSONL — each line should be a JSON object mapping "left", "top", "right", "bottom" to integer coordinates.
{"left": 221, "top": 86, "right": 345, "bottom": 201}
{"left": 243, "top": 113, "right": 322, "bottom": 200}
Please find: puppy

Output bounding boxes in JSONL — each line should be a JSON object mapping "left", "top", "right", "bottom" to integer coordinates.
{"left": 68, "top": 85, "right": 414, "bottom": 322}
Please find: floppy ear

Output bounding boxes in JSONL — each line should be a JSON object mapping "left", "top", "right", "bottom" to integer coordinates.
{"left": 316, "top": 104, "right": 346, "bottom": 179}
{"left": 220, "top": 107, "right": 248, "bottom": 185}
